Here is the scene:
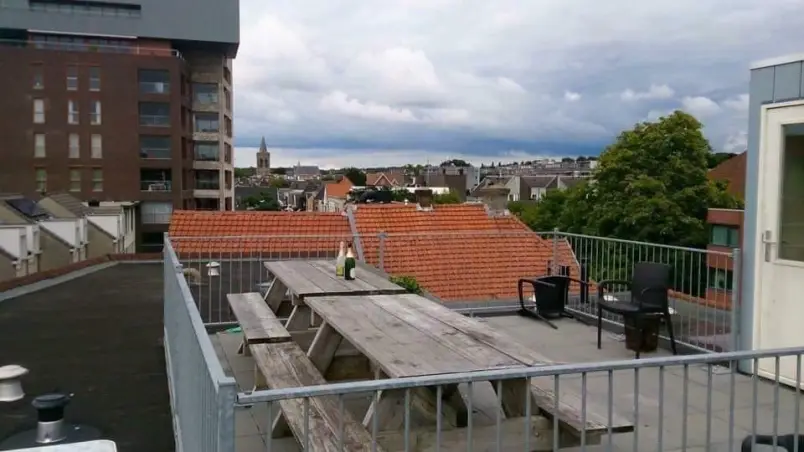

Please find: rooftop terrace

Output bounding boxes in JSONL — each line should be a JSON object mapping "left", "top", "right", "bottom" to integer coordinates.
{"left": 0, "top": 262, "right": 173, "bottom": 452}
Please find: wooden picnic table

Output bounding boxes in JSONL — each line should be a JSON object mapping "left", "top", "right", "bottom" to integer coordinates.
{"left": 263, "top": 259, "right": 408, "bottom": 330}
{"left": 302, "top": 293, "right": 634, "bottom": 449}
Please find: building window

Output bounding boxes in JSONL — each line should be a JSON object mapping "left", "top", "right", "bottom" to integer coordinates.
{"left": 140, "top": 202, "right": 173, "bottom": 224}
{"left": 708, "top": 267, "right": 734, "bottom": 291}
{"left": 224, "top": 143, "right": 232, "bottom": 164}
{"left": 68, "top": 100, "right": 79, "bottom": 124}
{"left": 92, "top": 169, "right": 103, "bottom": 192}
{"left": 32, "top": 65, "right": 44, "bottom": 89}
{"left": 192, "top": 83, "right": 218, "bottom": 104}
{"left": 69, "top": 168, "right": 81, "bottom": 192}
{"left": 35, "top": 168, "right": 46, "bottom": 192}
{"left": 140, "top": 169, "right": 172, "bottom": 191}
{"left": 710, "top": 225, "right": 739, "bottom": 247}
{"left": 29, "top": 0, "right": 142, "bottom": 17}
{"left": 88, "top": 67, "right": 101, "bottom": 91}
{"left": 34, "top": 134, "right": 46, "bottom": 158}
{"left": 194, "top": 113, "right": 219, "bottom": 133}
{"left": 69, "top": 133, "right": 80, "bottom": 158}
{"left": 224, "top": 88, "right": 232, "bottom": 111}
{"left": 66, "top": 66, "right": 78, "bottom": 90}
{"left": 90, "top": 100, "right": 101, "bottom": 125}
{"left": 139, "top": 102, "right": 170, "bottom": 126}
{"left": 195, "top": 170, "right": 220, "bottom": 190}
{"left": 91, "top": 134, "right": 102, "bottom": 158}
{"left": 33, "top": 99, "right": 45, "bottom": 123}
{"left": 139, "top": 135, "right": 171, "bottom": 159}
{"left": 194, "top": 142, "right": 219, "bottom": 161}
{"left": 138, "top": 69, "right": 170, "bottom": 94}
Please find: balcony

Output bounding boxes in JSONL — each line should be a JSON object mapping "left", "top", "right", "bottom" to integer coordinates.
{"left": 0, "top": 36, "right": 182, "bottom": 58}
{"left": 159, "top": 226, "right": 804, "bottom": 452}
{"left": 140, "top": 169, "right": 172, "bottom": 192}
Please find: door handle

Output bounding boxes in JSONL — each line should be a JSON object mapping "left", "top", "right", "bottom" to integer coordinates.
{"left": 763, "top": 230, "right": 775, "bottom": 262}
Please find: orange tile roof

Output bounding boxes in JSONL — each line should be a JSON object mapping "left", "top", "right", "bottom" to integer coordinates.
{"left": 352, "top": 204, "right": 579, "bottom": 301}
{"left": 325, "top": 177, "right": 353, "bottom": 198}
{"left": 168, "top": 210, "right": 351, "bottom": 256}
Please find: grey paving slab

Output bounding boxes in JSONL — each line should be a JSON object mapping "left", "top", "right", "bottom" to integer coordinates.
{"left": 212, "top": 315, "right": 804, "bottom": 452}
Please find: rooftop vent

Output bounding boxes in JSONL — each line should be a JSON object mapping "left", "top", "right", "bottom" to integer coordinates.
{"left": 206, "top": 261, "right": 220, "bottom": 277}
{"left": 0, "top": 393, "right": 103, "bottom": 448}
{"left": 0, "top": 364, "right": 27, "bottom": 402}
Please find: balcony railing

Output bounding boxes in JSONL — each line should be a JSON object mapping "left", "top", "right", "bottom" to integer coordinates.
{"left": 0, "top": 38, "right": 182, "bottom": 58}
{"left": 139, "top": 81, "right": 170, "bottom": 94}
{"left": 140, "top": 180, "right": 172, "bottom": 192}
{"left": 194, "top": 151, "right": 219, "bottom": 162}
{"left": 140, "top": 115, "right": 170, "bottom": 127}
{"left": 195, "top": 180, "right": 220, "bottom": 190}
{"left": 162, "top": 235, "right": 804, "bottom": 452}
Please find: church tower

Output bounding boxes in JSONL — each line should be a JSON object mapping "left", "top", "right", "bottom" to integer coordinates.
{"left": 256, "top": 137, "right": 271, "bottom": 177}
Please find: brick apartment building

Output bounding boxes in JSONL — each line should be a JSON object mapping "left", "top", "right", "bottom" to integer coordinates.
{"left": 0, "top": 0, "right": 239, "bottom": 251}
{"left": 706, "top": 152, "right": 746, "bottom": 302}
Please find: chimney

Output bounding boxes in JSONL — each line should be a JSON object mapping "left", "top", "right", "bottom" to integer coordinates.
{"left": 475, "top": 186, "right": 510, "bottom": 216}
{"left": 414, "top": 188, "right": 433, "bottom": 210}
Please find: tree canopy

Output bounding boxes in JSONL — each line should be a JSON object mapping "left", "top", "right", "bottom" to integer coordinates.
{"left": 511, "top": 111, "right": 742, "bottom": 248}
{"left": 343, "top": 167, "right": 367, "bottom": 186}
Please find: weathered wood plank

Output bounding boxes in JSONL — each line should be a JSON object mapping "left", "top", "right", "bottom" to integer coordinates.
{"left": 251, "top": 343, "right": 385, "bottom": 451}
{"left": 285, "top": 305, "right": 312, "bottom": 331}
{"left": 265, "top": 259, "right": 407, "bottom": 300}
{"left": 376, "top": 416, "right": 556, "bottom": 451}
{"left": 307, "top": 322, "right": 343, "bottom": 375}
{"left": 264, "top": 261, "right": 323, "bottom": 295}
{"left": 264, "top": 278, "right": 288, "bottom": 312}
{"left": 305, "top": 296, "right": 482, "bottom": 377}
{"left": 310, "top": 260, "right": 405, "bottom": 293}
{"left": 226, "top": 293, "right": 291, "bottom": 344}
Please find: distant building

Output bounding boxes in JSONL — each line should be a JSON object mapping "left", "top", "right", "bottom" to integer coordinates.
{"left": 292, "top": 163, "right": 321, "bottom": 181}
{"left": 256, "top": 137, "right": 271, "bottom": 178}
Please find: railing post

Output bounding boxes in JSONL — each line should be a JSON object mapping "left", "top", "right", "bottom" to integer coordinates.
{"left": 731, "top": 248, "right": 741, "bottom": 353}
{"left": 580, "top": 258, "right": 589, "bottom": 304}
{"left": 378, "top": 231, "right": 387, "bottom": 271}
{"left": 551, "top": 227, "right": 559, "bottom": 274}
{"left": 216, "top": 381, "right": 237, "bottom": 452}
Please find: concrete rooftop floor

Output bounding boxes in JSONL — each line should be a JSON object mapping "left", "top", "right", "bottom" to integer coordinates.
{"left": 212, "top": 313, "right": 804, "bottom": 452}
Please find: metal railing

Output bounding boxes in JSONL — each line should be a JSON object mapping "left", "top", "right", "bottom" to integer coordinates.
{"left": 139, "top": 114, "right": 171, "bottom": 127}
{"left": 0, "top": 37, "right": 182, "bottom": 58}
{"left": 540, "top": 231, "right": 740, "bottom": 353}
{"left": 140, "top": 180, "right": 172, "bottom": 192}
{"left": 237, "top": 347, "right": 804, "bottom": 452}
{"left": 163, "top": 236, "right": 236, "bottom": 452}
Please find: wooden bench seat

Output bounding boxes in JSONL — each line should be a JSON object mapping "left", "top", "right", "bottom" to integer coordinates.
{"left": 227, "top": 293, "right": 291, "bottom": 355}
{"left": 251, "top": 342, "right": 384, "bottom": 451}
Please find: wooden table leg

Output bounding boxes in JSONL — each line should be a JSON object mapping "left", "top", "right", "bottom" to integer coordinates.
{"left": 264, "top": 277, "right": 287, "bottom": 312}
{"left": 285, "top": 305, "right": 312, "bottom": 331}
{"left": 306, "top": 322, "right": 343, "bottom": 375}
{"left": 495, "top": 378, "right": 534, "bottom": 418}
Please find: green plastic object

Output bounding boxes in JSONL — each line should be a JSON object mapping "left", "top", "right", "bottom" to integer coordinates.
{"left": 225, "top": 326, "right": 242, "bottom": 334}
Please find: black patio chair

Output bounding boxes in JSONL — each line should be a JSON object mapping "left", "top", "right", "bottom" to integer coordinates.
{"left": 741, "top": 434, "right": 804, "bottom": 451}
{"left": 596, "top": 262, "right": 677, "bottom": 359}
{"left": 518, "top": 275, "right": 586, "bottom": 329}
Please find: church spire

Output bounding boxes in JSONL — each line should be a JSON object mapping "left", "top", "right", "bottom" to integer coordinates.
{"left": 259, "top": 136, "right": 267, "bottom": 153}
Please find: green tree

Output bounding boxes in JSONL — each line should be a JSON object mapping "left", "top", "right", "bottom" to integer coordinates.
{"left": 269, "top": 177, "right": 289, "bottom": 188}
{"left": 706, "top": 152, "right": 737, "bottom": 169}
{"left": 343, "top": 167, "right": 367, "bottom": 186}
{"left": 254, "top": 198, "right": 281, "bottom": 211}
{"left": 242, "top": 193, "right": 280, "bottom": 211}
{"left": 433, "top": 191, "right": 461, "bottom": 204}
{"left": 440, "top": 159, "right": 469, "bottom": 167}
{"left": 234, "top": 167, "right": 255, "bottom": 178}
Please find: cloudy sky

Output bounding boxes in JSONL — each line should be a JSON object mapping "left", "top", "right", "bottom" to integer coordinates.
{"left": 232, "top": 0, "right": 803, "bottom": 169}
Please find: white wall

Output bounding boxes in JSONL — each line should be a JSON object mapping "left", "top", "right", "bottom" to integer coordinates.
{"left": 25, "top": 224, "right": 40, "bottom": 254}
{"left": 89, "top": 214, "right": 122, "bottom": 239}
{"left": 0, "top": 226, "right": 26, "bottom": 259}
{"left": 40, "top": 220, "right": 80, "bottom": 247}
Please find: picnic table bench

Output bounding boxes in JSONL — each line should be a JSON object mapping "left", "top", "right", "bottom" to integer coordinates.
{"left": 226, "top": 293, "right": 291, "bottom": 356}
{"left": 304, "top": 293, "right": 634, "bottom": 448}
{"left": 263, "top": 260, "right": 408, "bottom": 331}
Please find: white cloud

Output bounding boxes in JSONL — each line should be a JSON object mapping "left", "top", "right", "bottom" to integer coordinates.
{"left": 620, "top": 84, "right": 675, "bottom": 101}
{"left": 681, "top": 96, "right": 722, "bottom": 117}
{"left": 233, "top": 0, "right": 804, "bottom": 165}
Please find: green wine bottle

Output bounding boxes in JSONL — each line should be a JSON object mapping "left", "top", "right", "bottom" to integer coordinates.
{"left": 344, "top": 242, "right": 356, "bottom": 281}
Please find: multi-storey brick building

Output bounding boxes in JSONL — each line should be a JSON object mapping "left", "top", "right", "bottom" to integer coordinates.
{"left": 0, "top": 0, "right": 239, "bottom": 251}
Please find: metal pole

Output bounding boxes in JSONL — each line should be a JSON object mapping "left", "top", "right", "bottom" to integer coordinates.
{"left": 378, "top": 231, "right": 387, "bottom": 271}
{"left": 731, "top": 248, "right": 741, "bottom": 353}
{"left": 552, "top": 227, "right": 559, "bottom": 274}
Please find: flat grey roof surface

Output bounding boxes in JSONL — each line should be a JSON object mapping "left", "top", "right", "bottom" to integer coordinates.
{"left": 0, "top": 264, "right": 174, "bottom": 452}
{"left": 214, "top": 313, "right": 804, "bottom": 452}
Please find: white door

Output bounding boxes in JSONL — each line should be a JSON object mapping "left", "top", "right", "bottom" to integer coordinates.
{"left": 756, "top": 101, "right": 804, "bottom": 386}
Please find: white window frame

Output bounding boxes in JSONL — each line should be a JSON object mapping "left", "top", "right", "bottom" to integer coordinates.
{"left": 68, "top": 100, "right": 79, "bottom": 125}
{"left": 89, "top": 67, "right": 101, "bottom": 91}
{"left": 92, "top": 169, "right": 103, "bottom": 192}
{"left": 34, "top": 134, "right": 46, "bottom": 158}
{"left": 69, "top": 133, "right": 80, "bottom": 158}
{"left": 33, "top": 99, "right": 45, "bottom": 124}
{"left": 91, "top": 134, "right": 102, "bottom": 158}
{"left": 90, "top": 100, "right": 101, "bottom": 125}
{"left": 67, "top": 66, "right": 78, "bottom": 91}
{"left": 69, "top": 169, "right": 81, "bottom": 192}
{"left": 35, "top": 169, "right": 46, "bottom": 192}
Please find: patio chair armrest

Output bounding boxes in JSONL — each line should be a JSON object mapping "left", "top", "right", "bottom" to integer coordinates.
{"left": 636, "top": 285, "right": 669, "bottom": 309}
{"left": 597, "top": 279, "right": 631, "bottom": 297}
{"left": 517, "top": 277, "right": 556, "bottom": 307}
